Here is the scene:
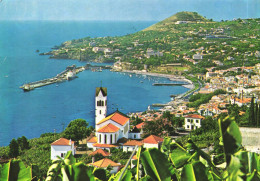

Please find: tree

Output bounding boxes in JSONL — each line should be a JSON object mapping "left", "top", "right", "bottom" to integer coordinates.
{"left": 249, "top": 97, "right": 255, "bottom": 126}
{"left": 17, "top": 136, "right": 30, "bottom": 150}
{"left": 63, "top": 119, "right": 93, "bottom": 142}
{"left": 9, "top": 139, "right": 19, "bottom": 158}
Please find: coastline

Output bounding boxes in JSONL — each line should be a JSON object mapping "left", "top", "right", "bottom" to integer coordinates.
{"left": 118, "top": 69, "right": 195, "bottom": 109}
{"left": 120, "top": 70, "right": 194, "bottom": 88}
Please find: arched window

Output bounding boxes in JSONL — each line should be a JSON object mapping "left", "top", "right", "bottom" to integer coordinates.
{"left": 100, "top": 110, "right": 101, "bottom": 115}
{"left": 101, "top": 101, "right": 104, "bottom": 106}
{"left": 104, "top": 134, "right": 107, "bottom": 144}
{"left": 114, "top": 134, "right": 117, "bottom": 142}
{"left": 134, "top": 134, "right": 136, "bottom": 139}
{"left": 110, "top": 134, "right": 113, "bottom": 144}
{"left": 99, "top": 134, "right": 101, "bottom": 143}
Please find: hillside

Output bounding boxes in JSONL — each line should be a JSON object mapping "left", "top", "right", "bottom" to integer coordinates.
{"left": 45, "top": 11, "right": 260, "bottom": 75}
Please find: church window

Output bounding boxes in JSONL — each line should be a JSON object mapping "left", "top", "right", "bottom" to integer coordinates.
{"left": 115, "top": 134, "right": 117, "bottom": 142}
{"left": 61, "top": 153, "right": 64, "bottom": 157}
{"left": 99, "top": 134, "right": 101, "bottom": 143}
{"left": 100, "top": 110, "right": 101, "bottom": 115}
{"left": 101, "top": 101, "right": 104, "bottom": 106}
{"left": 110, "top": 134, "right": 113, "bottom": 144}
{"left": 104, "top": 134, "right": 107, "bottom": 144}
{"left": 134, "top": 134, "right": 136, "bottom": 139}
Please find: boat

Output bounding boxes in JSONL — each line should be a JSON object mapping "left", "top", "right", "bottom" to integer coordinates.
{"left": 66, "top": 71, "right": 77, "bottom": 81}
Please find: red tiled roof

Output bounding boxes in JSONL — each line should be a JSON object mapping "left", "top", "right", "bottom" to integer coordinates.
{"left": 51, "top": 138, "right": 74, "bottom": 146}
{"left": 97, "top": 111, "right": 129, "bottom": 126}
{"left": 89, "top": 158, "right": 120, "bottom": 168}
{"left": 184, "top": 114, "right": 205, "bottom": 119}
{"left": 143, "top": 135, "right": 163, "bottom": 144}
{"left": 87, "top": 137, "right": 97, "bottom": 143}
{"left": 89, "top": 149, "right": 110, "bottom": 157}
{"left": 97, "top": 123, "right": 120, "bottom": 133}
{"left": 136, "top": 122, "right": 144, "bottom": 129}
{"left": 123, "top": 140, "right": 143, "bottom": 146}
{"left": 93, "top": 143, "right": 119, "bottom": 148}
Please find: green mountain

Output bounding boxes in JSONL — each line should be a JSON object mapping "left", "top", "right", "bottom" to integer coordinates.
{"left": 144, "top": 11, "right": 208, "bottom": 31}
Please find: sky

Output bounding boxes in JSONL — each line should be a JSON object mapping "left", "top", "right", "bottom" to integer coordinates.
{"left": 0, "top": 0, "right": 259, "bottom": 21}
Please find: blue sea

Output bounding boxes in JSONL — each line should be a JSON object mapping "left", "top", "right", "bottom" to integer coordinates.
{"left": 0, "top": 21, "right": 188, "bottom": 146}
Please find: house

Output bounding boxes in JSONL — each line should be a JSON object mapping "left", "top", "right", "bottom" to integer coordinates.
{"left": 89, "top": 158, "right": 121, "bottom": 174}
{"left": 193, "top": 54, "right": 203, "bottom": 60}
{"left": 123, "top": 140, "right": 143, "bottom": 152}
{"left": 142, "top": 135, "right": 163, "bottom": 149}
{"left": 51, "top": 138, "right": 75, "bottom": 160}
{"left": 89, "top": 149, "right": 110, "bottom": 157}
{"left": 184, "top": 114, "right": 205, "bottom": 130}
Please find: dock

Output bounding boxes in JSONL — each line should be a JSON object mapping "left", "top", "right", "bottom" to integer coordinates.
{"left": 20, "top": 65, "right": 86, "bottom": 91}
{"left": 152, "top": 82, "right": 188, "bottom": 86}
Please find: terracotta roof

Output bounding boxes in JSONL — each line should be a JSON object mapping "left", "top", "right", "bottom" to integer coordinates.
{"left": 143, "top": 135, "right": 163, "bottom": 144}
{"left": 97, "top": 123, "right": 120, "bottom": 133}
{"left": 89, "top": 158, "right": 120, "bottom": 168}
{"left": 136, "top": 122, "right": 144, "bottom": 129}
{"left": 184, "top": 114, "right": 205, "bottom": 119}
{"left": 132, "top": 155, "right": 138, "bottom": 160}
{"left": 97, "top": 111, "right": 129, "bottom": 126}
{"left": 89, "top": 149, "right": 110, "bottom": 157}
{"left": 93, "top": 143, "right": 119, "bottom": 148}
{"left": 51, "top": 138, "right": 74, "bottom": 146}
{"left": 87, "top": 136, "right": 97, "bottom": 143}
{"left": 96, "top": 87, "right": 107, "bottom": 96}
{"left": 123, "top": 140, "right": 143, "bottom": 146}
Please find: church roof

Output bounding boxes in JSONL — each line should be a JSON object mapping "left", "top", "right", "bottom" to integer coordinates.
{"left": 143, "top": 135, "right": 163, "bottom": 144}
{"left": 89, "top": 149, "right": 110, "bottom": 157}
{"left": 89, "top": 158, "right": 120, "bottom": 168}
{"left": 51, "top": 138, "right": 74, "bottom": 146}
{"left": 97, "top": 123, "right": 120, "bottom": 133}
{"left": 96, "top": 87, "right": 107, "bottom": 96}
{"left": 97, "top": 111, "right": 129, "bottom": 126}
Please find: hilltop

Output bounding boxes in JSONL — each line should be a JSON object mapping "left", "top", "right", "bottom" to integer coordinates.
{"left": 144, "top": 11, "right": 208, "bottom": 31}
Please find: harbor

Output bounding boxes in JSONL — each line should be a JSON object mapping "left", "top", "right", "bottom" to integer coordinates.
{"left": 152, "top": 83, "right": 188, "bottom": 86}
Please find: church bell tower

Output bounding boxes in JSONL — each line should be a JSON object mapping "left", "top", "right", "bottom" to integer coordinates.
{"left": 95, "top": 87, "right": 107, "bottom": 127}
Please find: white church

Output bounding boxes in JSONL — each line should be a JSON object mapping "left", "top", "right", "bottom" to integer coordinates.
{"left": 87, "top": 87, "right": 141, "bottom": 150}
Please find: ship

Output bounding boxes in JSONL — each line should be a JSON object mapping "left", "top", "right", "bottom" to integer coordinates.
{"left": 66, "top": 71, "right": 78, "bottom": 81}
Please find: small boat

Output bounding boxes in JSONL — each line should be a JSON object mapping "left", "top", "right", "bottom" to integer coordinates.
{"left": 66, "top": 71, "right": 77, "bottom": 81}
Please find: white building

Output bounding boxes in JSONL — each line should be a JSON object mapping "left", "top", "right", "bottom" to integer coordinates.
{"left": 123, "top": 140, "right": 143, "bottom": 152}
{"left": 51, "top": 138, "right": 75, "bottom": 160}
{"left": 193, "top": 54, "right": 203, "bottom": 60}
{"left": 87, "top": 87, "right": 132, "bottom": 151}
{"left": 143, "top": 135, "right": 163, "bottom": 149}
{"left": 184, "top": 114, "right": 205, "bottom": 130}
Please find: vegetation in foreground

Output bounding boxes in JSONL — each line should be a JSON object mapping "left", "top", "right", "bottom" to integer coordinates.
{"left": 0, "top": 116, "right": 259, "bottom": 180}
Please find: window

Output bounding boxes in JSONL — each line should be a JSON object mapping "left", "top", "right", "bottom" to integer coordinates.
{"left": 104, "top": 134, "right": 107, "bottom": 144}
{"left": 187, "top": 119, "right": 190, "bottom": 122}
{"left": 115, "top": 134, "right": 117, "bottom": 142}
{"left": 100, "top": 110, "right": 101, "bottom": 115}
{"left": 196, "top": 120, "right": 199, "bottom": 123}
{"left": 61, "top": 153, "right": 64, "bottom": 157}
{"left": 99, "top": 134, "right": 101, "bottom": 143}
{"left": 134, "top": 134, "right": 136, "bottom": 139}
{"left": 110, "top": 134, "right": 113, "bottom": 144}
{"left": 101, "top": 101, "right": 104, "bottom": 106}
{"left": 187, "top": 125, "right": 189, "bottom": 128}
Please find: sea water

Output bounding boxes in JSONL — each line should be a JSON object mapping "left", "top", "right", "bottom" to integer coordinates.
{"left": 0, "top": 21, "right": 188, "bottom": 146}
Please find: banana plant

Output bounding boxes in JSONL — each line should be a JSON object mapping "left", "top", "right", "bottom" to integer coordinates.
{"left": 0, "top": 159, "right": 39, "bottom": 181}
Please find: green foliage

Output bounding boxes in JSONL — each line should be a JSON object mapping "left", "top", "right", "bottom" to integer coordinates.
{"left": 17, "top": 136, "right": 30, "bottom": 151}
{"left": 0, "top": 160, "right": 39, "bottom": 181}
{"left": 8, "top": 139, "right": 19, "bottom": 158}
{"left": 63, "top": 119, "right": 94, "bottom": 142}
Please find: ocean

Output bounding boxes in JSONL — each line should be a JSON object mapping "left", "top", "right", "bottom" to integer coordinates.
{"left": 0, "top": 21, "right": 188, "bottom": 146}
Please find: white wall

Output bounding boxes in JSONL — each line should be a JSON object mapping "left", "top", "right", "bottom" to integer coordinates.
{"left": 143, "top": 143, "right": 159, "bottom": 149}
{"left": 95, "top": 91, "right": 107, "bottom": 125}
{"left": 184, "top": 118, "right": 201, "bottom": 130}
{"left": 97, "top": 132, "right": 119, "bottom": 144}
{"left": 51, "top": 145, "right": 75, "bottom": 160}
{"left": 123, "top": 145, "right": 135, "bottom": 152}
{"left": 128, "top": 133, "right": 141, "bottom": 139}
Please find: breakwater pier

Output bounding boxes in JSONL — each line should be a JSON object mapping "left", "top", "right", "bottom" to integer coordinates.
{"left": 152, "top": 82, "right": 188, "bottom": 86}
{"left": 20, "top": 65, "right": 86, "bottom": 91}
